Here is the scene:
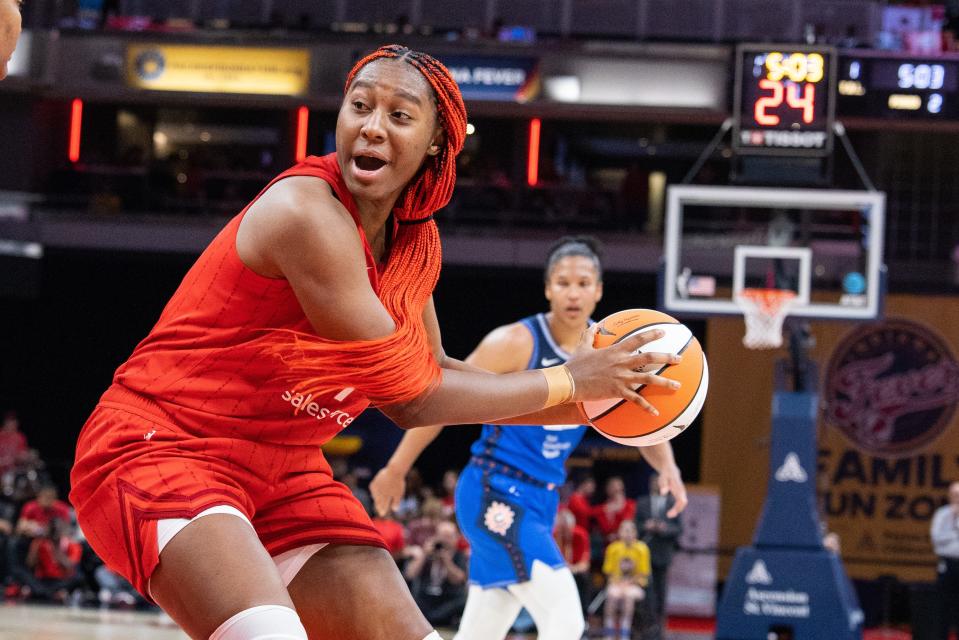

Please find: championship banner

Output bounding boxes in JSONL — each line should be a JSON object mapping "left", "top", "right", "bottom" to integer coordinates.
{"left": 439, "top": 55, "right": 540, "bottom": 102}
{"left": 819, "top": 310, "right": 959, "bottom": 581}
{"left": 125, "top": 44, "right": 310, "bottom": 96}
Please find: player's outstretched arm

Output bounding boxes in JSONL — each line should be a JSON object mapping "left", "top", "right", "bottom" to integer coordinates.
{"left": 391, "top": 330, "right": 679, "bottom": 428}
{"left": 370, "top": 425, "right": 443, "bottom": 516}
{"left": 638, "top": 442, "right": 688, "bottom": 517}
{"left": 239, "top": 188, "right": 678, "bottom": 428}
{"left": 371, "top": 314, "right": 538, "bottom": 516}
{"left": 386, "top": 306, "right": 681, "bottom": 428}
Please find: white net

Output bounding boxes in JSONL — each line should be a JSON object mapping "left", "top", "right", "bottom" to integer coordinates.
{"left": 735, "top": 288, "right": 797, "bottom": 349}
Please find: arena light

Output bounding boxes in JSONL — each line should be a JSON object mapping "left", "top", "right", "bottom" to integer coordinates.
{"left": 527, "top": 118, "right": 541, "bottom": 186}
{"left": 295, "top": 106, "right": 310, "bottom": 162}
{"left": 68, "top": 98, "right": 83, "bottom": 163}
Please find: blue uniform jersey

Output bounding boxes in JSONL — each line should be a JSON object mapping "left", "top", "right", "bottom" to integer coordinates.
{"left": 469, "top": 313, "right": 588, "bottom": 487}
{"left": 458, "top": 314, "right": 591, "bottom": 588}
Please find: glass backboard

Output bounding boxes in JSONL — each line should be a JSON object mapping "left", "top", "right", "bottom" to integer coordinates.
{"left": 661, "top": 185, "right": 885, "bottom": 321}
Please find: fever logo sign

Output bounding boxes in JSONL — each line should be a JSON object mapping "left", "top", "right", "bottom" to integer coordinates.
{"left": 822, "top": 319, "right": 959, "bottom": 457}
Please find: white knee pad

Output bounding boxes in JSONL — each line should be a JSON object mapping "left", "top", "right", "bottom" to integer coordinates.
{"left": 209, "top": 605, "right": 308, "bottom": 640}
{"left": 422, "top": 633, "right": 443, "bottom": 640}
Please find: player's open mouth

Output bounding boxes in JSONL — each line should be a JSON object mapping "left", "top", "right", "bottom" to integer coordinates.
{"left": 353, "top": 155, "right": 388, "bottom": 172}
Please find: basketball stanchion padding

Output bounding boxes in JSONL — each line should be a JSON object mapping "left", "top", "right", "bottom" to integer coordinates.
{"left": 581, "top": 309, "right": 708, "bottom": 446}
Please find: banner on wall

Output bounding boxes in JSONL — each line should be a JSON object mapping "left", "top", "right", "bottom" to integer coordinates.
{"left": 819, "top": 317, "right": 959, "bottom": 581}
{"left": 439, "top": 55, "right": 540, "bottom": 102}
{"left": 125, "top": 44, "right": 310, "bottom": 96}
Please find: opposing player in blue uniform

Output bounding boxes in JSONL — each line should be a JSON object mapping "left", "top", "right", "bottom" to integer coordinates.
{"left": 371, "top": 237, "right": 688, "bottom": 640}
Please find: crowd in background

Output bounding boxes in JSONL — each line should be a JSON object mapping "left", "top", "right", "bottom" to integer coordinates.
{"left": 0, "top": 410, "right": 147, "bottom": 610}
{"left": 0, "top": 409, "right": 681, "bottom": 638}
{"left": 353, "top": 461, "right": 681, "bottom": 639}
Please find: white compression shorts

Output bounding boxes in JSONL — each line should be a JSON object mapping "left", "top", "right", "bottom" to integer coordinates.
{"left": 152, "top": 505, "right": 327, "bottom": 596}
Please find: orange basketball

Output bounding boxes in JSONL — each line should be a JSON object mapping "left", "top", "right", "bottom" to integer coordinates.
{"left": 581, "top": 309, "right": 708, "bottom": 446}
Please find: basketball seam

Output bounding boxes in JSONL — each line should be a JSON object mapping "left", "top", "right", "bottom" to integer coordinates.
{"left": 589, "top": 332, "right": 697, "bottom": 430}
{"left": 602, "top": 359, "right": 706, "bottom": 439}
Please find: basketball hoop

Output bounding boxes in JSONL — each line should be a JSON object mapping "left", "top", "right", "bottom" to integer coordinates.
{"left": 735, "top": 288, "right": 798, "bottom": 349}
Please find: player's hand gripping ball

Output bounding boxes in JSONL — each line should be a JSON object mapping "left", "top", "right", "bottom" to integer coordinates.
{"left": 582, "top": 309, "right": 708, "bottom": 446}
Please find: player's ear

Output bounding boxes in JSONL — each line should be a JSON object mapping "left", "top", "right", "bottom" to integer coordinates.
{"left": 427, "top": 127, "right": 445, "bottom": 156}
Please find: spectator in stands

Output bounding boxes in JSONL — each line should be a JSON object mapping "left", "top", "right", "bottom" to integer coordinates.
{"left": 0, "top": 493, "right": 14, "bottom": 594}
{"left": 602, "top": 520, "right": 650, "bottom": 640}
{"left": 24, "top": 517, "right": 84, "bottom": 602}
{"left": 395, "top": 467, "right": 428, "bottom": 521}
{"left": 567, "top": 475, "right": 596, "bottom": 531}
{"left": 3, "top": 447, "right": 50, "bottom": 504}
{"left": 0, "top": 411, "right": 27, "bottom": 475}
{"left": 6, "top": 484, "right": 73, "bottom": 599}
{"left": 407, "top": 496, "right": 444, "bottom": 548}
{"left": 439, "top": 469, "right": 458, "bottom": 517}
{"left": 16, "top": 484, "right": 72, "bottom": 537}
{"left": 553, "top": 508, "right": 591, "bottom": 613}
{"left": 931, "top": 481, "right": 959, "bottom": 640}
{"left": 371, "top": 508, "right": 407, "bottom": 563}
{"left": 0, "top": 0, "right": 23, "bottom": 80}
{"left": 405, "top": 521, "right": 469, "bottom": 627}
{"left": 595, "top": 476, "right": 636, "bottom": 542}
{"left": 634, "top": 472, "right": 683, "bottom": 640}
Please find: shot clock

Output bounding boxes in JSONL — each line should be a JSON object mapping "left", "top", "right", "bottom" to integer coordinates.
{"left": 733, "top": 44, "right": 838, "bottom": 157}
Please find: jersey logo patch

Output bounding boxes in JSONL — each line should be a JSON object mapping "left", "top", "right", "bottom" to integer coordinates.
{"left": 542, "top": 434, "right": 572, "bottom": 459}
{"left": 540, "top": 356, "right": 561, "bottom": 366}
{"left": 483, "top": 501, "right": 516, "bottom": 536}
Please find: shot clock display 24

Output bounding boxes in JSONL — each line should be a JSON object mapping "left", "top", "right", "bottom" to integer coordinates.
{"left": 733, "top": 44, "right": 837, "bottom": 157}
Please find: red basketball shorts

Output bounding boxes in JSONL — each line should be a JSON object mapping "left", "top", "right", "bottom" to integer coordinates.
{"left": 69, "top": 386, "right": 385, "bottom": 598}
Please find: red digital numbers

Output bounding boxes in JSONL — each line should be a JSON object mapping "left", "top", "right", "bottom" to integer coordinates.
{"left": 786, "top": 83, "right": 815, "bottom": 123}
{"left": 755, "top": 79, "right": 783, "bottom": 125}
{"left": 754, "top": 79, "right": 816, "bottom": 126}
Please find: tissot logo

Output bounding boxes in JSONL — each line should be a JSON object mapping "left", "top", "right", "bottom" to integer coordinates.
{"left": 281, "top": 389, "right": 355, "bottom": 427}
{"left": 823, "top": 319, "right": 959, "bottom": 456}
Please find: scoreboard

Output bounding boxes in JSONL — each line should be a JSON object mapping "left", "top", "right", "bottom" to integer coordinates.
{"left": 837, "top": 52, "right": 959, "bottom": 119}
{"left": 733, "top": 44, "right": 837, "bottom": 157}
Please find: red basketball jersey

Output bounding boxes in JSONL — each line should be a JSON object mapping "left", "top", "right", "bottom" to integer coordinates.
{"left": 109, "top": 154, "right": 386, "bottom": 446}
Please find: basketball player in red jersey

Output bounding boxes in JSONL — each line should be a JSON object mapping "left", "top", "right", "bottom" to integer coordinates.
{"left": 70, "top": 45, "right": 681, "bottom": 640}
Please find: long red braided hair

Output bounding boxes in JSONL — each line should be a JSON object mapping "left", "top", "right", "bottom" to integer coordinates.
{"left": 273, "top": 45, "right": 467, "bottom": 407}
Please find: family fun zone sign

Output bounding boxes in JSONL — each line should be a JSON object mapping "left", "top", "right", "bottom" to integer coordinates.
{"left": 820, "top": 317, "right": 959, "bottom": 581}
